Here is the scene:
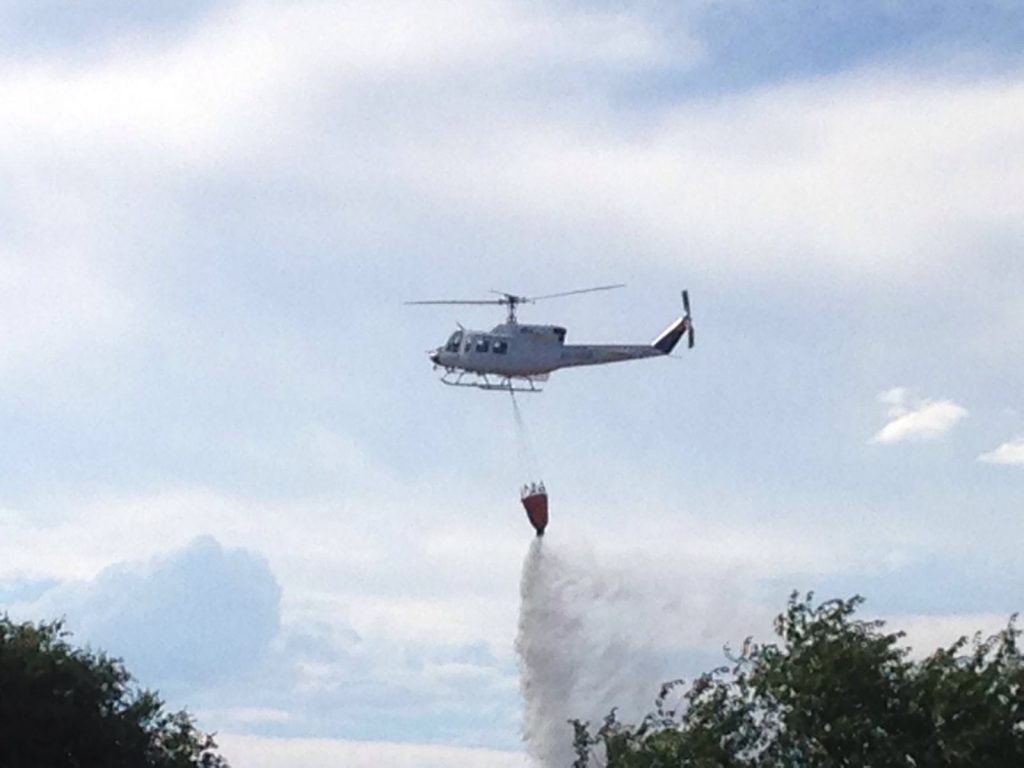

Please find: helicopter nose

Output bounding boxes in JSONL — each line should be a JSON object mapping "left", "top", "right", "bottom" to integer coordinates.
{"left": 430, "top": 351, "right": 442, "bottom": 366}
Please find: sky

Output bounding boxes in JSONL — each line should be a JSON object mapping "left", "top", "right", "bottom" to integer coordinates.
{"left": 1, "top": 0, "right": 1023, "bottom": 764}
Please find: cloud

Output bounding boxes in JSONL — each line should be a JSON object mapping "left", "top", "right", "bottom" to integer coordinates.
{"left": 0, "top": 1, "right": 1020, "bottom": 301}
{"left": 392, "top": 73, "right": 1024, "bottom": 280}
{"left": 0, "top": 0, "right": 699, "bottom": 394}
{"left": 0, "top": 576, "right": 58, "bottom": 603}
{"left": 871, "top": 388, "right": 968, "bottom": 443}
{"left": 0, "top": 1, "right": 689, "bottom": 164}
{"left": 0, "top": 1, "right": 220, "bottom": 52}
{"left": 978, "top": 438, "right": 1024, "bottom": 465}
{"left": 0, "top": 487, "right": 858, "bottom": 748}
{"left": 216, "top": 734, "right": 525, "bottom": 768}
{"left": 889, "top": 613, "right": 1014, "bottom": 659}
{"left": 4, "top": 485, "right": 1017, "bottom": 753}
{"left": 0, "top": 246, "right": 139, "bottom": 381}
{"left": 1, "top": 488, "right": 529, "bottom": 745}
{"left": 17, "top": 536, "right": 282, "bottom": 689}
{"left": 1, "top": 3, "right": 1023, "bottom": 754}
{"left": 0, "top": 0, "right": 1020, "bottom": 419}
{"left": 201, "top": 707, "right": 293, "bottom": 727}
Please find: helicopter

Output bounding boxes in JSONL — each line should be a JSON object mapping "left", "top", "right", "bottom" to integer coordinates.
{"left": 407, "top": 285, "right": 693, "bottom": 392}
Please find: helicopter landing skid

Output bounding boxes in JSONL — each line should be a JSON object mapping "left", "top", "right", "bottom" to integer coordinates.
{"left": 440, "top": 370, "right": 544, "bottom": 393}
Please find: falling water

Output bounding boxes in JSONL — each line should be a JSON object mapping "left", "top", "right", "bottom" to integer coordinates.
{"left": 516, "top": 538, "right": 665, "bottom": 767}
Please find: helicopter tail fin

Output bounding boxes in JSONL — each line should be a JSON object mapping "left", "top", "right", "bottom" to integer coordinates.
{"left": 651, "top": 290, "right": 694, "bottom": 354}
{"left": 652, "top": 316, "right": 688, "bottom": 354}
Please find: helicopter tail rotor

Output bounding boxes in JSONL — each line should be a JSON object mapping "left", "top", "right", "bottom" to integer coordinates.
{"left": 682, "top": 290, "right": 694, "bottom": 349}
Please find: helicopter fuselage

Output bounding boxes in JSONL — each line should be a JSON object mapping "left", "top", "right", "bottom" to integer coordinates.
{"left": 429, "top": 319, "right": 681, "bottom": 379}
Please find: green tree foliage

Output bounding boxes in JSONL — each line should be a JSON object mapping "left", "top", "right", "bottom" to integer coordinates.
{"left": 572, "top": 593, "right": 1024, "bottom": 767}
{"left": 0, "top": 614, "right": 229, "bottom": 768}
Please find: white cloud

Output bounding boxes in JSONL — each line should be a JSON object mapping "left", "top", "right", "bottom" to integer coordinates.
{"left": 978, "top": 438, "right": 1024, "bottom": 465}
{"left": 216, "top": 734, "right": 525, "bottom": 768}
{"left": 878, "top": 387, "right": 908, "bottom": 407}
{"left": 0, "top": 485, "right": 392, "bottom": 584}
{"left": 871, "top": 388, "right": 968, "bottom": 443}
{"left": 0, "top": 246, "right": 139, "bottom": 382}
{"left": 6, "top": 485, "right": 1018, "bottom": 757}
{"left": 0, "top": 1, "right": 1020, "bottom": 298}
{"left": 2, "top": 2, "right": 1023, "bottom": 755}
{"left": 0, "top": 1, "right": 690, "bottom": 165}
{"left": 0, "top": 478, "right": 933, "bottom": 652}
{"left": 0, "top": 0, "right": 696, "bottom": 386}
{"left": 200, "top": 708, "right": 293, "bottom": 726}
{"left": 889, "top": 612, "right": 1014, "bottom": 659}
{"left": 13, "top": 537, "right": 282, "bottom": 688}
{"left": 5, "top": 526, "right": 524, "bottom": 746}
{"left": 0, "top": 0, "right": 1020, "bottom": 399}
{"left": 398, "top": 74, "right": 1024, "bottom": 278}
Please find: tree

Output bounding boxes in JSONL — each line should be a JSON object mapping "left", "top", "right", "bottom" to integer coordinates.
{"left": 572, "top": 593, "right": 1024, "bottom": 767}
{"left": 0, "top": 614, "right": 229, "bottom": 768}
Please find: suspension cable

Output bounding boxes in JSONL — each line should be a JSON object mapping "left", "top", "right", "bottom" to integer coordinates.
{"left": 510, "top": 389, "right": 540, "bottom": 482}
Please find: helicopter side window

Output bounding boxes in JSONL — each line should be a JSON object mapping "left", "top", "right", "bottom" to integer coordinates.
{"left": 492, "top": 340, "right": 508, "bottom": 354}
{"left": 464, "top": 338, "right": 473, "bottom": 353}
{"left": 445, "top": 331, "right": 463, "bottom": 353}
{"left": 476, "top": 338, "right": 490, "bottom": 353}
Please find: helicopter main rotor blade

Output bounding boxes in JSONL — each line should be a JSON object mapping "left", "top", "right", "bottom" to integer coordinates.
{"left": 527, "top": 283, "right": 626, "bottom": 302}
{"left": 404, "top": 299, "right": 507, "bottom": 306}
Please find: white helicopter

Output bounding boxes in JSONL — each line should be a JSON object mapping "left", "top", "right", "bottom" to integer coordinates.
{"left": 408, "top": 285, "right": 693, "bottom": 392}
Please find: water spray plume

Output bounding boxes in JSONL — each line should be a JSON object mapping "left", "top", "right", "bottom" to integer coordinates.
{"left": 516, "top": 539, "right": 664, "bottom": 767}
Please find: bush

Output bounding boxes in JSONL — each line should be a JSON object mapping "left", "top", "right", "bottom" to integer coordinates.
{"left": 572, "top": 593, "right": 1024, "bottom": 767}
{"left": 0, "top": 615, "right": 229, "bottom": 768}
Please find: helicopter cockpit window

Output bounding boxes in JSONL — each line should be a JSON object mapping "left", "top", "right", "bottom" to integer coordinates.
{"left": 464, "top": 338, "right": 473, "bottom": 353}
{"left": 445, "top": 331, "right": 463, "bottom": 353}
{"left": 476, "top": 338, "right": 490, "bottom": 353}
{"left": 493, "top": 340, "right": 508, "bottom": 354}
